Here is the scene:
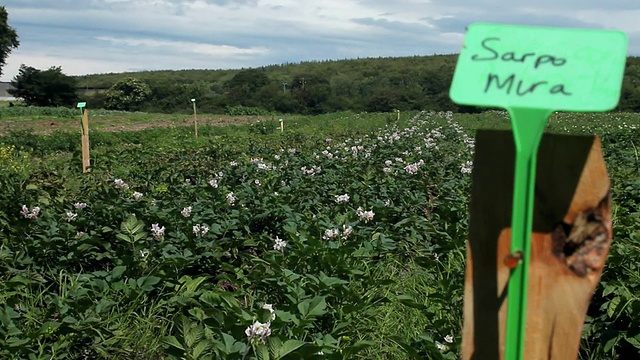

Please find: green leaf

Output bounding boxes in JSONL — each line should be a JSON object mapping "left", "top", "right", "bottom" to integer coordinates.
{"left": 62, "top": 316, "right": 78, "bottom": 324}
{"left": 6, "top": 337, "right": 30, "bottom": 347}
{"left": 607, "top": 296, "right": 621, "bottom": 318}
{"left": 256, "top": 343, "right": 270, "bottom": 360}
{"left": 307, "top": 297, "right": 328, "bottom": 317}
{"left": 342, "top": 340, "right": 375, "bottom": 357}
{"left": 133, "top": 232, "right": 148, "bottom": 242}
{"left": 188, "top": 307, "right": 206, "bottom": 321}
{"left": 298, "top": 296, "right": 327, "bottom": 318}
{"left": 192, "top": 340, "right": 211, "bottom": 359}
{"left": 625, "top": 336, "right": 640, "bottom": 349}
{"left": 110, "top": 265, "right": 127, "bottom": 280}
{"left": 7, "top": 324, "right": 22, "bottom": 336}
{"left": 0, "top": 305, "right": 20, "bottom": 325}
{"left": 115, "top": 233, "right": 131, "bottom": 243}
{"left": 602, "top": 283, "right": 617, "bottom": 297}
{"left": 321, "top": 334, "right": 338, "bottom": 347}
{"left": 268, "top": 337, "right": 282, "bottom": 358}
{"left": 38, "top": 321, "right": 61, "bottom": 335}
{"left": 137, "top": 276, "right": 161, "bottom": 291}
{"left": 274, "top": 311, "right": 296, "bottom": 323}
{"left": 163, "top": 336, "right": 185, "bottom": 350}
{"left": 8, "top": 275, "right": 33, "bottom": 286}
{"left": 604, "top": 336, "right": 619, "bottom": 353}
{"left": 220, "top": 332, "right": 236, "bottom": 354}
{"left": 132, "top": 221, "right": 144, "bottom": 234}
{"left": 394, "top": 294, "right": 428, "bottom": 311}
{"left": 179, "top": 276, "right": 208, "bottom": 294}
{"left": 277, "top": 340, "right": 305, "bottom": 358}
{"left": 219, "top": 292, "right": 242, "bottom": 309}
{"left": 318, "top": 273, "right": 348, "bottom": 287}
{"left": 184, "top": 325, "right": 203, "bottom": 348}
{"left": 200, "top": 291, "right": 221, "bottom": 307}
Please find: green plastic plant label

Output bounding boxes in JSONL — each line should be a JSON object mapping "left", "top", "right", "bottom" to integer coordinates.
{"left": 450, "top": 22, "right": 628, "bottom": 360}
{"left": 450, "top": 23, "right": 627, "bottom": 112}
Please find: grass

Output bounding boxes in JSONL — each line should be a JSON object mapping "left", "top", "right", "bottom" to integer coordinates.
{"left": 0, "top": 100, "right": 22, "bottom": 107}
{"left": 0, "top": 108, "right": 416, "bottom": 136}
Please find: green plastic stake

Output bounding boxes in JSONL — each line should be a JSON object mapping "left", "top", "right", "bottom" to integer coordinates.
{"left": 450, "top": 22, "right": 627, "bottom": 360}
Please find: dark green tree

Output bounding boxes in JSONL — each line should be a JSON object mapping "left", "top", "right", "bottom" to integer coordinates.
{"left": 0, "top": 6, "right": 19, "bottom": 78}
{"left": 104, "top": 77, "right": 152, "bottom": 111}
{"left": 8, "top": 65, "right": 77, "bottom": 106}
{"left": 225, "top": 68, "right": 270, "bottom": 106}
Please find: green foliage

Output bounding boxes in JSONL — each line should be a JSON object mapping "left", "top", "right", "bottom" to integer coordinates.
{"left": 104, "top": 77, "right": 152, "bottom": 111}
{"left": 225, "top": 105, "right": 273, "bottom": 116}
{"left": 0, "top": 110, "right": 639, "bottom": 359}
{"left": 0, "top": 6, "right": 19, "bottom": 78}
{"left": 69, "top": 55, "right": 640, "bottom": 115}
{"left": 0, "top": 106, "right": 77, "bottom": 119}
{"left": 247, "top": 119, "right": 279, "bottom": 135}
{"left": 72, "top": 55, "right": 464, "bottom": 114}
{"left": 0, "top": 105, "right": 132, "bottom": 120}
{"left": 226, "top": 69, "right": 270, "bottom": 107}
{"left": 0, "top": 111, "right": 464, "bottom": 359}
{"left": 8, "top": 65, "right": 78, "bottom": 107}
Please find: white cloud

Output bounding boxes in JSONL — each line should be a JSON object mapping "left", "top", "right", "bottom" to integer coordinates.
{"left": 94, "top": 36, "right": 269, "bottom": 57}
{"left": 2, "top": 52, "right": 133, "bottom": 78}
{"left": 573, "top": 9, "right": 640, "bottom": 34}
{"left": 1, "top": 0, "right": 639, "bottom": 80}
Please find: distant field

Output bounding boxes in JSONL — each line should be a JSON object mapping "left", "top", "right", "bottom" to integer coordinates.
{"left": 2, "top": 105, "right": 639, "bottom": 137}
{"left": 0, "top": 105, "right": 284, "bottom": 134}
{"left": 0, "top": 100, "right": 20, "bottom": 107}
{"left": 0, "top": 112, "right": 265, "bottom": 135}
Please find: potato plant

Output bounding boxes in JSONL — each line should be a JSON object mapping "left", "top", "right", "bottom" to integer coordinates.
{"left": 0, "top": 110, "right": 638, "bottom": 359}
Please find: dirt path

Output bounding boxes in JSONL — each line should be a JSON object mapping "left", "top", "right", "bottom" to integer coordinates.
{"left": 0, "top": 114, "right": 271, "bottom": 135}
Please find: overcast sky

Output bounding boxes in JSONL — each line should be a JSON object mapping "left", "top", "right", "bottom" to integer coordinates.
{"left": 2, "top": 0, "right": 639, "bottom": 81}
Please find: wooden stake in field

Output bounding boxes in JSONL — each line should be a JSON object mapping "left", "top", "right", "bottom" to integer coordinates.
{"left": 449, "top": 23, "right": 627, "bottom": 359}
{"left": 191, "top": 98, "right": 198, "bottom": 138}
{"left": 463, "top": 130, "right": 612, "bottom": 359}
{"left": 77, "top": 102, "right": 90, "bottom": 173}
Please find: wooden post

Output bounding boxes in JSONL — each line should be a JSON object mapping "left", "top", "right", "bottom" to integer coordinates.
{"left": 191, "top": 98, "right": 198, "bottom": 138}
{"left": 81, "top": 108, "right": 90, "bottom": 173}
{"left": 279, "top": 118, "right": 284, "bottom": 132}
{"left": 462, "top": 130, "right": 612, "bottom": 359}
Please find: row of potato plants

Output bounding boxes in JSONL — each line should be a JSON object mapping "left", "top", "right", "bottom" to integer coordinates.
{"left": 1, "top": 110, "right": 639, "bottom": 359}
{"left": 0, "top": 111, "right": 470, "bottom": 359}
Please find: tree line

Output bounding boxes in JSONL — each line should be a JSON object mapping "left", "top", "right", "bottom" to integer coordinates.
{"left": 11, "top": 55, "right": 640, "bottom": 115}
{"left": 75, "top": 56, "right": 466, "bottom": 114}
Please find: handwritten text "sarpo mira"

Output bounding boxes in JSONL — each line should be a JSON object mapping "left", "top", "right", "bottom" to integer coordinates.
{"left": 471, "top": 37, "right": 572, "bottom": 97}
